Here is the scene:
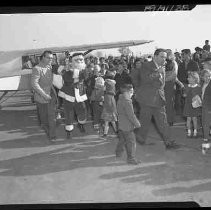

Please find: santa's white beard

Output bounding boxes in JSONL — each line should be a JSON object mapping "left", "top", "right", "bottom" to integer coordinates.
{"left": 72, "top": 61, "right": 86, "bottom": 71}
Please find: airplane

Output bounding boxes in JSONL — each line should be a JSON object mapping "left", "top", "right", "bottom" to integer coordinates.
{"left": 0, "top": 39, "right": 154, "bottom": 106}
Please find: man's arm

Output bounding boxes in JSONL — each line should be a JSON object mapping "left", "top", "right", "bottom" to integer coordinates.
{"left": 141, "top": 63, "right": 163, "bottom": 85}
{"left": 31, "top": 67, "right": 51, "bottom": 101}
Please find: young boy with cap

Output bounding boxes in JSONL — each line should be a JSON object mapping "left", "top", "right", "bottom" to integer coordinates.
{"left": 115, "top": 83, "right": 141, "bottom": 165}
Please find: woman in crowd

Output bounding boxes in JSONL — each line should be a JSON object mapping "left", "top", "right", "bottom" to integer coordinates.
{"left": 164, "top": 49, "right": 179, "bottom": 126}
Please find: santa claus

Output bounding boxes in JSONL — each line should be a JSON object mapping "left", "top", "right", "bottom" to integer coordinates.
{"left": 57, "top": 52, "right": 87, "bottom": 139}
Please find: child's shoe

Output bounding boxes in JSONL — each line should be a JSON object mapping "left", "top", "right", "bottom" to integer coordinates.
{"left": 127, "top": 158, "right": 141, "bottom": 165}
{"left": 193, "top": 129, "right": 198, "bottom": 138}
{"left": 203, "top": 138, "right": 209, "bottom": 142}
{"left": 202, "top": 140, "right": 210, "bottom": 155}
{"left": 93, "top": 124, "right": 100, "bottom": 134}
{"left": 102, "top": 134, "right": 107, "bottom": 139}
{"left": 115, "top": 153, "right": 123, "bottom": 159}
{"left": 56, "top": 113, "right": 62, "bottom": 120}
{"left": 187, "top": 129, "right": 191, "bottom": 138}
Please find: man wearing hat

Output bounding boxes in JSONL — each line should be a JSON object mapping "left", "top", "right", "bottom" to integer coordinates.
{"left": 175, "top": 49, "right": 200, "bottom": 115}
{"left": 203, "top": 40, "right": 210, "bottom": 52}
{"left": 58, "top": 52, "right": 87, "bottom": 138}
{"left": 193, "top": 47, "right": 202, "bottom": 65}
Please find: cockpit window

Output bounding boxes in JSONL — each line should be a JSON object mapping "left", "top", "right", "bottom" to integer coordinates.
{"left": 22, "top": 53, "right": 58, "bottom": 69}
{"left": 22, "top": 55, "right": 38, "bottom": 69}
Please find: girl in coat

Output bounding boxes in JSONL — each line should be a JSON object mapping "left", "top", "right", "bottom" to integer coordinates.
{"left": 183, "top": 71, "right": 202, "bottom": 138}
{"left": 101, "top": 69, "right": 118, "bottom": 137}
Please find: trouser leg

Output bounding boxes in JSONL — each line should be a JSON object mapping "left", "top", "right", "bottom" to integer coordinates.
{"left": 47, "top": 96, "right": 57, "bottom": 139}
{"left": 202, "top": 107, "right": 211, "bottom": 139}
{"left": 36, "top": 105, "right": 41, "bottom": 126}
{"left": 164, "top": 82, "right": 175, "bottom": 124}
{"left": 74, "top": 102, "right": 87, "bottom": 133}
{"left": 63, "top": 100, "right": 74, "bottom": 132}
{"left": 136, "top": 104, "right": 152, "bottom": 143}
{"left": 115, "top": 130, "right": 125, "bottom": 157}
{"left": 36, "top": 102, "right": 49, "bottom": 136}
{"left": 92, "top": 101, "right": 103, "bottom": 126}
{"left": 124, "top": 131, "right": 136, "bottom": 160}
{"left": 85, "top": 99, "right": 92, "bottom": 120}
{"left": 175, "top": 88, "right": 183, "bottom": 115}
{"left": 75, "top": 102, "right": 87, "bottom": 124}
{"left": 152, "top": 106, "right": 171, "bottom": 145}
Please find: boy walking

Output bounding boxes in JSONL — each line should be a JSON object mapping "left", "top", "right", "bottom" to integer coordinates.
{"left": 115, "top": 84, "right": 141, "bottom": 165}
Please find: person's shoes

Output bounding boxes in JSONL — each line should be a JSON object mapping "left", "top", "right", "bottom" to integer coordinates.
{"left": 136, "top": 140, "right": 146, "bottom": 145}
{"left": 102, "top": 134, "right": 107, "bottom": 138}
{"left": 78, "top": 124, "right": 86, "bottom": 133}
{"left": 135, "top": 134, "right": 146, "bottom": 145}
{"left": 187, "top": 130, "right": 192, "bottom": 138}
{"left": 193, "top": 131, "right": 198, "bottom": 138}
{"left": 127, "top": 159, "right": 141, "bottom": 165}
{"left": 169, "top": 122, "right": 173, "bottom": 126}
{"left": 165, "top": 141, "right": 180, "bottom": 150}
{"left": 66, "top": 131, "right": 72, "bottom": 140}
{"left": 202, "top": 142, "right": 210, "bottom": 155}
{"left": 49, "top": 137, "right": 57, "bottom": 144}
{"left": 115, "top": 152, "right": 123, "bottom": 159}
{"left": 56, "top": 113, "right": 62, "bottom": 120}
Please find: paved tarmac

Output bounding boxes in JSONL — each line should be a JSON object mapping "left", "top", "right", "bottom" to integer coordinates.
{"left": 0, "top": 91, "right": 211, "bottom": 207}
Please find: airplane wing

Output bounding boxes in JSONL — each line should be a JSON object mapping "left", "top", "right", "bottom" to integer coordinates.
{"left": 0, "top": 39, "right": 154, "bottom": 93}
{"left": 0, "top": 40, "right": 154, "bottom": 60}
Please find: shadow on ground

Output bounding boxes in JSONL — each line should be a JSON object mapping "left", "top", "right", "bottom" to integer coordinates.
{"left": 0, "top": 107, "right": 124, "bottom": 177}
{"left": 1, "top": 97, "right": 211, "bottom": 199}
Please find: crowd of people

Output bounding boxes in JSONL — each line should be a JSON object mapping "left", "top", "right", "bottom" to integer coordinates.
{"left": 30, "top": 39, "right": 211, "bottom": 165}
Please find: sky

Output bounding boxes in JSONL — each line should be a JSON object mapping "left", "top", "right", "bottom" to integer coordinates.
{"left": 0, "top": 5, "right": 211, "bottom": 56}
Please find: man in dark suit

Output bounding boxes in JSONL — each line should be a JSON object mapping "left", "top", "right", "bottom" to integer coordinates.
{"left": 132, "top": 48, "right": 179, "bottom": 149}
{"left": 201, "top": 58, "right": 211, "bottom": 141}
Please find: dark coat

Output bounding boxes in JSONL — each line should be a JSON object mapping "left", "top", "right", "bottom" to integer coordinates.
{"left": 59, "top": 70, "right": 87, "bottom": 102}
{"left": 177, "top": 60, "right": 199, "bottom": 84}
{"left": 133, "top": 60, "right": 166, "bottom": 108}
{"left": 202, "top": 81, "right": 211, "bottom": 110}
{"left": 117, "top": 94, "right": 140, "bottom": 132}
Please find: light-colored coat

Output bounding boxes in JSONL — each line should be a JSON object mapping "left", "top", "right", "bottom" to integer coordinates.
{"left": 31, "top": 64, "right": 56, "bottom": 104}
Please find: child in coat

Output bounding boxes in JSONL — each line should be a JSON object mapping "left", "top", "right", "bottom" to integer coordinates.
{"left": 101, "top": 69, "right": 118, "bottom": 137}
{"left": 115, "top": 84, "right": 141, "bottom": 165}
{"left": 90, "top": 76, "right": 105, "bottom": 133}
{"left": 183, "top": 71, "right": 202, "bottom": 138}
